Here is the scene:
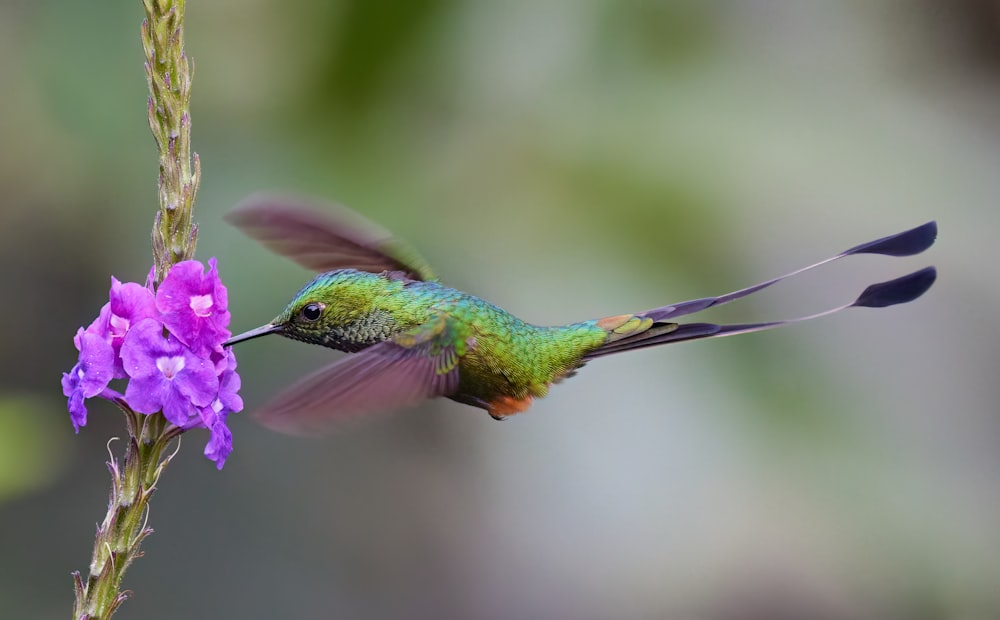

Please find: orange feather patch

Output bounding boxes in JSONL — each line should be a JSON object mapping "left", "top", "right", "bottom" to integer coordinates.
{"left": 487, "top": 394, "right": 535, "bottom": 418}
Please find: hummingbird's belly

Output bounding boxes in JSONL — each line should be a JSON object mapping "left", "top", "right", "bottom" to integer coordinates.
{"left": 450, "top": 348, "right": 555, "bottom": 418}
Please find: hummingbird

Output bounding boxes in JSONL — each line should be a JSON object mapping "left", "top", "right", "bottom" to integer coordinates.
{"left": 225, "top": 194, "right": 937, "bottom": 434}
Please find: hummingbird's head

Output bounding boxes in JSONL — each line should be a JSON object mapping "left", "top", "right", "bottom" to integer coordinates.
{"left": 225, "top": 270, "right": 399, "bottom": 351}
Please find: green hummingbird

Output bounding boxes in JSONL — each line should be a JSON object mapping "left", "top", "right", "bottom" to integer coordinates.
{"left": 225, "top": 194, "right": 937, "bottom": 434}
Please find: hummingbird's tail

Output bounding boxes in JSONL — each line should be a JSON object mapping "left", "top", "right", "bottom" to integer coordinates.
{"left": 583, "top": 221, "right": 937, "bottom": 360}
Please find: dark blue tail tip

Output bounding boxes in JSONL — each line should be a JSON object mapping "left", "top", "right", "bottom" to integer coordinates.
{"left": 847, "top": 221, "right": 938, "bottom": 258}
{"left": 854, "top": 266, "right": 937, "bottom": 308}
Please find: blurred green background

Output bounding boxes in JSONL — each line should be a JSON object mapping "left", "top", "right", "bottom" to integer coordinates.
{"left": 1, "top": 1, "right": 995, "bottom": 618}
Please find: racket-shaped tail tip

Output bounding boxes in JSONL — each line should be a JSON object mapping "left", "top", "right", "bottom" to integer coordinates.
{"left": 853, "top": 266, "right": 937, "bottom": 309}
{"left": 845, "top": 221, "right": 938, "bottom": 258}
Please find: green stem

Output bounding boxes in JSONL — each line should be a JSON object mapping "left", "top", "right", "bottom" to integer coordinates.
{"left": 71, "top": 2, "right": 200, "bottom": 617}
{"left": 142, "top": 0, "right": 200, "bottom": 284}
{"left": 71, "top": 409, "right": 180, "bottom": 620}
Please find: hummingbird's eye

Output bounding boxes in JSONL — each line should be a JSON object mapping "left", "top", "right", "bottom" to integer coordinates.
{"left": 300, "top": 302, "right": 325, "bottom": 322}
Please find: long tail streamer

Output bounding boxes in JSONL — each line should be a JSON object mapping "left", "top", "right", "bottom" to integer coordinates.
{"left": 586, "top": 222, "right": 937, "bottom": 359}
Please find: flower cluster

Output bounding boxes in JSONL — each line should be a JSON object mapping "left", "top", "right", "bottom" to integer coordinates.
{"left": 62, "top": 258, "right": 241, "bottom": 469}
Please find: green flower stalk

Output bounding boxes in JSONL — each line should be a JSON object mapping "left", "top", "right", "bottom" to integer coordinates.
{"left": 67, "top": 2, "right": 238, "bottom": 618}
{"left": 70, "top": 411, "right": 182, "bottom": 619}
{"left": 142, "top": 0, "right": 200, "bottom": 284}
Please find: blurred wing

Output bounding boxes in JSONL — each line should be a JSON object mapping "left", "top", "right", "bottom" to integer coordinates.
{"left": 253, "top": 314, "right": 464, "bottom": 434}
{"left": 226, "top": 193, "right": 436, "bottom": 281}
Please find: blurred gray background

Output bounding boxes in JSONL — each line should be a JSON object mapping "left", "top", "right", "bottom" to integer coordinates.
{"left": 0, "top": 1, "right": 996, "bottom": 618}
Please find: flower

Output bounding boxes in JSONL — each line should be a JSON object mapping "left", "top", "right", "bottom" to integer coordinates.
{"left": 75, "top": 278, "right": 160, "bottom": 379}
{"left": 109, "top": 278, "right": 159, "bottom": 377}
{"left": 121, "top": 318, "right": 220, "bottom": 426}
{"left": 213, "top": 348, "right": 244, "bottom": 414}
{"left": 197, "top": 349, "right": 243, "bottom": 469}
{"left": 61, "top": 330, "right": 115, "bottom": 432}
{"left": 63, "top": 259, "right": 241, "bottom": 468}
{"left": 156, "top": 257, "right": 230, "bottom": 357}
{"left": 203, "top": 415, "right": 233, "bottom": 470}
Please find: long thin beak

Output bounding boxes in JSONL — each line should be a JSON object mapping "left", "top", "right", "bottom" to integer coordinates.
{"left": 224, "top": 323, "right": 283, "bottom": 347}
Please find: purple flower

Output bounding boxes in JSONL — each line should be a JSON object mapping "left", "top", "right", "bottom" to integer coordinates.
{"left": 156, "top": 258, "right": 230, "bottom": 356}
{"left": 121, "top": 318, "right": 220, "bottom": 427}
{"left": 109, "top": 278, "right": 159, "bottom": 377}
{"left": 77, "top": 303, "right": 110, "bottom": 347}
{"left": 77, "top": 278, "right": 159, "bottom": 378}
{"left": 197, "top": 349, "right": 242, "bottom": 468}
{"left": 61, "top": 330, "right": 115, "bottom": 432}
{"left": 109, "top": 277, "right": 158, "bottom": 337}
{"left": 64, "top": 260, "right": 243, "bottom": 468}
{"left": 214, "top": 348, "right": 244, "bottom": 414}
{"left": 203, "top": 414, "right": 233, "bottom": 470}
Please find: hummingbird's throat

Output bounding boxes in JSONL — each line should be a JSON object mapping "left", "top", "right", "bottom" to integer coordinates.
{"left": 278, "top": 309, "right": 400, "bottom": 353}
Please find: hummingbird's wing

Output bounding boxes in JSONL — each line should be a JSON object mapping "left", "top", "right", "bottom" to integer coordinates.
{"left": 226, "top": 193, "right": 436, "bottom": 281}
{"left": 252, "top": 314, "right": 464, "bottom": 434}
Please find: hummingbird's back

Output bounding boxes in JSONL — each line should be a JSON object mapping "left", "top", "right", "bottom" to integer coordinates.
{"left": 398, "top": 279, "right": 607, "bottom": 414}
